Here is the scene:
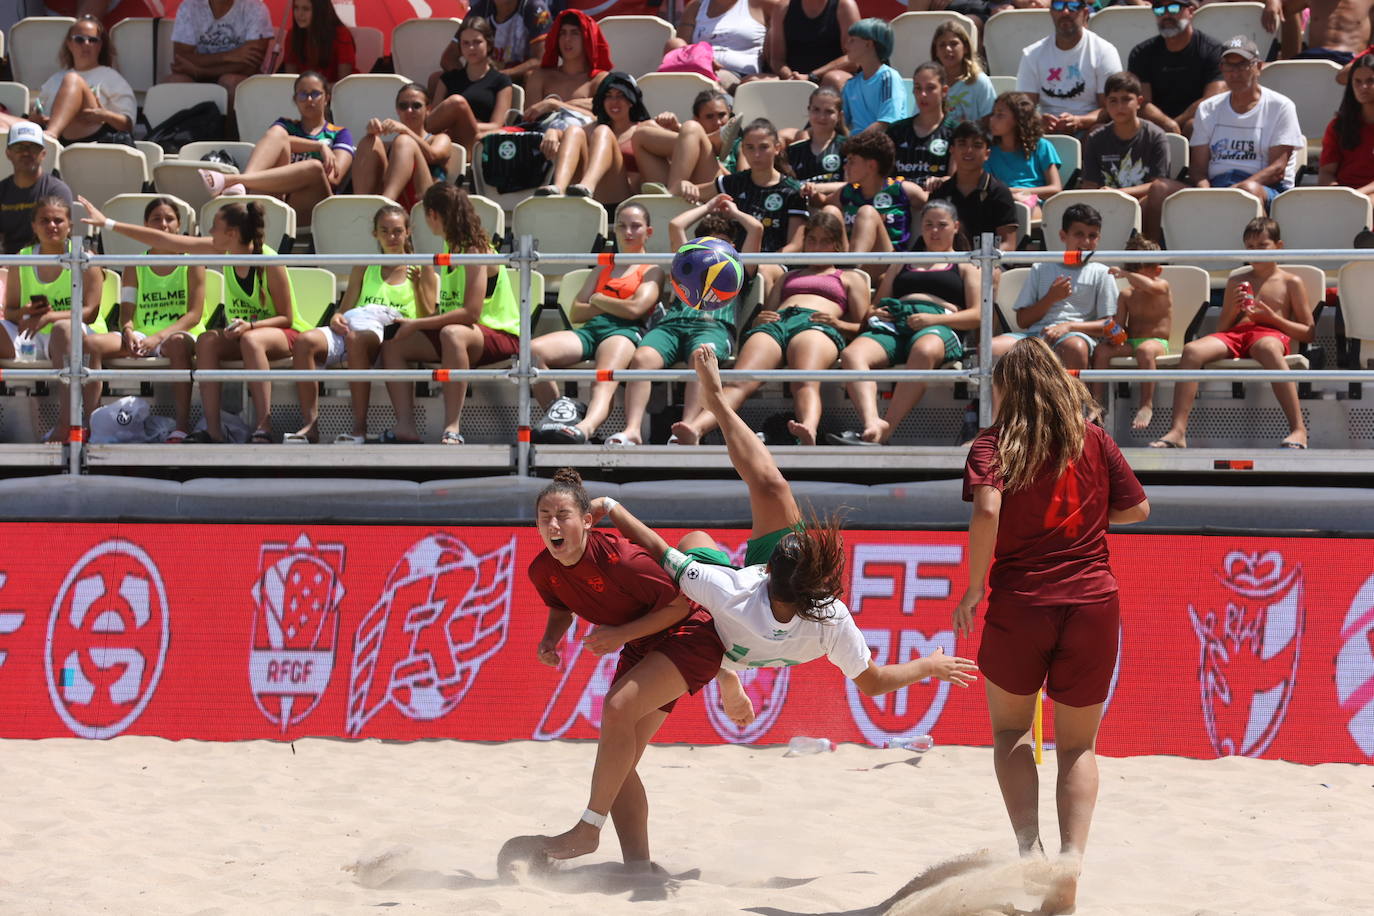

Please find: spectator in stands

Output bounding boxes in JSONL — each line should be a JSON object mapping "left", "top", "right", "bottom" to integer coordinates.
{"left": 28, "top": 16, "right": 136, "bottom": 145}
{"left": 934, "top": 20, "right": 996, "bottom": 124}
{"left": 199, "top": 72, "right": 354, "bottom": 226}
{"left": 437, "top": 0, "right": 554, "bottom": 85}
{"left": 277, "top": 0, "right": 356, "bottom": 83}
{"left": 1126, "top": 0, "right": 1224, "bottom": 136}
{"left": 82, "top": 197, "right": 297, "bottom": 444}
{"left": 289, "top": 204, "right": 437, "bottom": 445}
{"left": 1143, "top": 36, "right": 1302, "bottom": 238}
{"left": 353, "top": 84, "right": 453, "bottom": 209}
{"left": 86, "top": 198, "right": 206, "bottom": 444}
{"left": 670, "top": 211, "right": 867, "bottom": 445}
{"left": 3, "top": 195, "right": 104, "bottom": 442}
{"left": 1017, "top": 0, "right": 1121, "bottom": 135}
{"left": 673, "top": 0, "right": 771, "bottom": 90}
{"left": 841, "top": 18, "right": 910, "bottom": 133}
{"left": 788, "top": 87, "right": 846, "bottom": 182}
{"left": 534, "top": 71, "right": 650, "bottom": 203}
{"left": 523, "top": 10, "right": 612, "bottom": 124}
{"left": 1150, "top": 217, "right": 1313, "bottom": 449}
{"left": 814, "top": 131, "right": 926, "bottom": 264}
{"left": 832, "top": 199, "right": 981, "bottom": 446}
{"left": 986, "top": 91, "right": 1062, "bottom": 220}
{"left": 1081, "top": 71, "right": 1170, "bottom": 201}
{"left": 0, "top": 122, "right": 73, "bottom": 254}
{"left": 529, "top": 203, "right": 664, "bottom": 445}
{"left": 1280, "top": 0, "right": 1371, "bottom": 63}
{"left": 380, "top": 184, "right": 518, "bottom": 446}
{"left": 631, "top": 89, "right": 735, "bottom": 196}
{"left": 887, "top": 63, "right": 954, "bottom": 184}
{"left": 608, "top": 194, "right": 763, "bottom": 446}
{"left": 1090, "top": 236, "right": 1171, "bottom": 431}
{"left": 168, "top": 0, "right": 275, "bottom": 105}
{"left": 767, "top": 0, "right": 861, "bottom": 91}
{"left": 991, "top": 203, "right": 1117, "bottom": 369}
{"left": 928, "top": 120, "right": 1020, "bottom": 250}
{"left": 428, "top": 18, "right": 514, "bottom": 150}
{"left": 1319, "top": 52, "right": 1374, "bottom": 201}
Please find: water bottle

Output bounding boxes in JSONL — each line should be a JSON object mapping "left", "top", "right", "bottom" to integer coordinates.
{"left": 886, "top": 735, "right": 935, "bottom": 752}
{"left": 1103, "top": 317, "right": 1127, "bottom": 346}
{"left": 17, "top": 334, "right": 36, "bottom": 362}
{"left": 786, "top": 736, "right": 833, "bottom": 756}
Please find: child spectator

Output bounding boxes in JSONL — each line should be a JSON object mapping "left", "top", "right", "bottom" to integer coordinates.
{"left": 840, "top": 18, "right": 911, "bottom": 133}
{"left": 1319, "top": 52, "right": 1374, "bottom": 202}
{"left": 788, "top": 87, "right": 847, "bottom": 183}
{"left": 277, "top": 0, "right": 356, "bottom": 83}
{"left": 32, "top": 16, "right": 136, "bottom": 144}
{"left": 1081, "top": 71, "right": 1170, "bottom": 202}
{"left": 1090, "top": 236, "right": 1171, "bottom": 431}
{"left": 523, "top": 10, "right": 612, "bottom": 123}
{"left": 928, "top": 120, "right": 1020, "bottom": 251}
{"left": 816, "top": 131, "right": 925, "bottom": 266}
{"left": 886, "top": 62, "right": 954, "bottom": 184}
{"left": 634, "top": 89, "right": 734, "bottom": 198}
{"left": 168, "top": 0, "right": 274, "bottom": 104}
{"left": 992, "top": 202, "right": 1117, "bottom": 370}
{"left": 535, "top": 71, "right": 651, "bottom": 205}
{"left": 933, "top": 20, "right": 995, "bottom": 124}
{"left": 1150, "top": 217, "right": 1313, "bottom": 449}
{"left": 354, "top": 84, "right": 454, "bottom": 210}
{"left": 986, "top": 92, "right": 1062, "bottom": 221}
{"left": 704, "top": 119, "right": 807, "bottom": 286}
{"left": 428, "top": 17, "right": 515, "bottom": 150}
{"left": 437, "top": 0, "right": 553, "bottom": 85}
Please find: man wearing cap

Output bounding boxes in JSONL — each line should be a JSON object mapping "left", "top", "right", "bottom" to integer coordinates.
{"left": 841, "top": 18, "right": 910, "bottom": 134}
{"left": 1127, "top": 0, "right": 1226, "bottom": 137}
{"left": 1142, "top": 36, "right": 1302, "bottom": 239}
{"left": 1017, "top": 0, "right": 1122, "bottom": 136}
{"left": 0, "top": 121, "right": 73, "bottom": 255}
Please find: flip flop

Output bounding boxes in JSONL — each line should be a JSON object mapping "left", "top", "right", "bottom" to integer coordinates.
{"left": 567, "top": 184, "right": 593, "bottom": 198}
{"left": 1148, "top": 438, "right": 1184, "bottom": 449}
{"left": 441, "top": 431, "right": 466, "bottom": 445}
{"left": 377, "top": 429, "right": 421, "bottom": 444}
{"left": 533, "top": 185, "right": 560, "bottom": 197}
{"left": 1279, "top": 439, "right": 1308, "bottom": 449}
{"left": 249, "top": 430, "right": 274, "bottom": 444}
{"left": 164, "top": 429, "right": 189, "bottom": 444}
{"left": 198, "top": 168, "right": 226, "bottom": 194}
{"left": 282, "top": 431, "right": 317, "bottom": 444}
{"left": 825, "top": 430, "right": 880, "bottom": 447}
{"left": 332, "top": 433, "right": 366, "bottom": 444}
{"left": 604, "top": 432, "right": 636, "bottom": 447}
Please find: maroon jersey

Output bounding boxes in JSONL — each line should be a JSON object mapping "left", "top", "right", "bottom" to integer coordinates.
{"left": 528, "top": 529, "right": 679, "bottom": 626}
{"left": 963, "top": 422, "right": 1146, "bottom": 605}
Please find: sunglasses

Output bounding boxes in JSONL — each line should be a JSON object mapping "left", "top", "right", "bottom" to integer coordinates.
{"left": 1050, "top": 1, "right": 1086, "bottom": 11}
{"left": 295, "top": 89, "right": 325, "bottom": 101}
{"left": 70, "top": 34, "right": 102, "bottom": 44}
{"left": 1152, "top": 2, "right": 1188, "bottom": 15}
{"left": 396, "top": 101, "right": 424, "bottom": 111}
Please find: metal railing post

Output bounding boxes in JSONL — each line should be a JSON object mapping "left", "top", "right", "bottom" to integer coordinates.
{"left": 66, "top": 236, "right": 88, "bottom": 475}
{"left": 514, "top": 233, "right": 536, "bottom": 477}
{"left": 977, "top": 232, "right": 998, "bottom": 428}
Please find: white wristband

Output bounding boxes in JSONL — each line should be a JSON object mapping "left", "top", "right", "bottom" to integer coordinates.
{"left": 120, "top": 286, "right": 137, "bottom": 303}
{"left": 580, "top": 808, "right": 607, "bottom": 829}
{"left": 601, "top": 497, "right": 620, "bottom": 514}
{"left": 103, "top": 217, "right": 116, "bottom": 230}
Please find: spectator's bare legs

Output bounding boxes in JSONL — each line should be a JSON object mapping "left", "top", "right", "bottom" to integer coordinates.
{"left": 1052, "top": 335, "right": 1090, "bottom": 371}
{"left": 544, "top": 124, "right": 590, "bottom": 193}
{"left": 162, "top": 333, "right": 195, "bottom": 435}
{"left": 436, "top": 324, "right": 489, "bottom": 441}
{"left": 345, "top": 332, "right": 382, "bottom": 439}
{"left": 194, "top": 332, "right": 233, "bottom": 441}
{"left": 350, "top": 133, "right": 389, "bottom": 196}
{"left": 880, "top": 334, "right": 947, "bottom": 441}
{"left": 239, "top": 327, "right": 293, "bottom": 438}
{"left": 665, "top": 121, "right": 718, "bottom": 195}
{"left": 1251, "top": 335, "right": 1308, "bottom": 447}
{"left": 48, "top": 319, "right": 110, "bottom": 433}
{"left": 840, "top": 336, "right": 892, "bottom": 443}
{"left": 219, "top": 73, "right": 250, "bottom": 110}
{"left": 576, "top": 336, "right": 636, "bottom": 439}
{"left": 1143, "top": 178, "right": 1187, "bottom": 242}
{"left": 1152, "top": 335, "right": 1230, "bottom": 448}
{"left": 229, "top": 159, "right": 334, "bottom": 225}
{"left": 244, "top": 125, "right": 294, "bottom": 172}
{"left": 614, "top": 346, "right": 666, "bottom": 445}
{"left": 291, "top": 329, "right": 330, "bottom": 442}
{"left": 579, "top": 123, "right": 628, "bottom": 198}
{"left": 783, "top": 331, "right": 840, "bottom": 446}
{"left": 990, "top": 333, "right": 1021, "bottom": 359}
{"left": 381, "top": 134, "right": 433, "bottom": 203}
{"left": 380, "top": 333, "right": 441, "bottom": 443}
{"left": 43, "top": 72, "right": 107, "bottom": 141}
{"left": 529, "top": 330, "right": 584, "bottom": 407}
{"left": 670, "top": 334, "right": 778, "bottom": 444}
{"left": 426, "top": 94, "right": 484, "bottom": 149}
{"left": 1097, "top": 338, "right": 1168, "bottom": 430}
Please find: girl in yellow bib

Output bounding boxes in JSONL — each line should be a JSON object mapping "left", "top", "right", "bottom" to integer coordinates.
{"left": 1, "top": 195, "right": 105, "bottom": 441}
{"left": 379, "top": 183, "right": 516, "bottom": 445}
{"left": 81, "top": 197, "right": 297, "bottom": 444}
{"left": 84, "top": 197, "right": 206, "bottom": 443}
{"left": 288, "top": 203, "right": 437, "bottom": 444}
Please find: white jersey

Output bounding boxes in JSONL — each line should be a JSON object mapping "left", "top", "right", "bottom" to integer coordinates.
{"left": 664, "top": 548, "right": 872, "bottom": 678}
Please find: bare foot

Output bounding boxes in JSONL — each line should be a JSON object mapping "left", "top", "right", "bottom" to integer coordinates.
{"left": 1281, "top": 429, "right": 1308, "bottom": 448}
{"left": 540, "top": 820, "right": 601, "bottom": 860}
{"left": 786, "top": 419, "right": 815, "bottom": 445}
{"left": 1131, "top": 405, "right": 1153, "bottom": 430}
{"left": 1037, "top": 868, "right": 1078, "bottom": 914}
{"left": 691, "top": 344, "right": 725, "bottom": 408}
{"left": 669, "top": 421, "right": 700, "bottom": 445}
{"left": 861, "top": 418, "right": 890, "bottom": 444}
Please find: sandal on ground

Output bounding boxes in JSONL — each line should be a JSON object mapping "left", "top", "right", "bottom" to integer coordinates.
{"left": 182, "top": 429, "right": 218, "bottom": 443}
{"left": 1279, "top": 438, "right": 1308, "bottom": 449}
{"left": 283, "top": 431, "right": 317, "bottom": 444}
{"left": 567, "top": 184, "right": 593, "bottom": 198}
{"left": 604, "top": 432, "right": 636, "bottom": 447}
{"left": 1148, "top": 438, "right": 1184, "bottom": 449}
{"left": 164, "top": 429, "right": 189, "bottom": 444}
{"left": 825, "top": 430, "right": 880, "bottom": 447}
{"left": 441, "top": 430, "right": 465, "bottom": 445}
{"left": 665, "top": 434, "right": 681, "bottom": 445}
{"left": 377, "top": 429, "right": 421, "bottom": 444}
{"left": 534, "top": 185, "right": 560, "bottom": 197}
{"left": 249, "top": 429, "right": 274, "bottom": 444}
{"left": 332, "top": 433, "right": 366, "bottom": 444}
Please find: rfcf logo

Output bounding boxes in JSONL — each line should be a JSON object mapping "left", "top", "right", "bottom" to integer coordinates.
{"left": 1335, "top": 573, "right": 1374, "bottom": 758}
{"left": 704, "top": 667, "right": 790, "bottom": 744}
{"left": 346, "top": 533, "right": 514, "bottom": 736}
{"left": 44, "top": 540, "right": 170, "bottom": 739}
{"left": 249, "top": 533, "right": 345, "bottom": 732}
{"left": 1188, "top": 550, "right": 1304, "bottom": 757}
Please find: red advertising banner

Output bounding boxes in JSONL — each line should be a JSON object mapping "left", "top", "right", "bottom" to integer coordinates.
{"left": 0, "top": 524, "right": 1370, "bottom": 765}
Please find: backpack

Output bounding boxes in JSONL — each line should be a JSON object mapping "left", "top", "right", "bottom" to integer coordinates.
{"left": 145, "top": 100, "right": 225, "bottom": 153}
{"left": 478, "top": 130, "right": 551, "bottom": 194}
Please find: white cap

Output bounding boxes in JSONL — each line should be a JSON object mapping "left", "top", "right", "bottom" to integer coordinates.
{"left": 7, "top": 120, "right": 44, "bottom": 148}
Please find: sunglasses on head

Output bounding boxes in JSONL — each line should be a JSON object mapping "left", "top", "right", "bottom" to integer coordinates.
{"left": 396, "top": 101, "right": 424, "bottom": 111}
{"left": 70, "top": 34, "right": 102, "bottom": 44}
{"left": 1050, "top": 1, "right": 1086, "bottom": 11}
{"left": 296, "top": 89, "right": 325, "bottom": 101}
{"left": 1152, "top": 2, "right": 1188, "bottom": 15}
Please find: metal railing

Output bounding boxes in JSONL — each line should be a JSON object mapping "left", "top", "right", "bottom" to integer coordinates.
{"left": 8, "top": 234, "right": 1374, "bottom": 477}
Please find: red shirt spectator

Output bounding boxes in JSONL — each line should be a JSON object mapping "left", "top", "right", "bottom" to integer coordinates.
{"left": 278, "top": 0, "right": 357, "bottom": 83}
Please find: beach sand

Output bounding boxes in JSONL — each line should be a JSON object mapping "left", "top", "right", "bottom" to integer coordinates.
{"left": 1, "top": 738, "right": 1369, "bottom": 914}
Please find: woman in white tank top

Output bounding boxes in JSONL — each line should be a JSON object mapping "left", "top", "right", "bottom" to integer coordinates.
{"left": 687, "top": 0, "right": 768, "bottom": 79}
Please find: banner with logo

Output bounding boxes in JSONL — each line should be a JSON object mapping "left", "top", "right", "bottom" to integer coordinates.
{"left": 1, "top": 524, "right": 1370, "bottom": 765}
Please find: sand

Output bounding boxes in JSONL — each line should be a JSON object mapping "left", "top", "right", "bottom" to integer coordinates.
{"left": 1, "top": 738, "right": 1369, "bottom": 915}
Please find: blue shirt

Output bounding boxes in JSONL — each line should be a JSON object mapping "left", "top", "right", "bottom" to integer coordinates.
{"left": 946, "top": 73, "right": 997, "bottom": 124}
{"left": 987, "top": 137, "right": 1061, "bottom": 189}
{"left": 842, "top": 64, "right": 910, "bottom": 133}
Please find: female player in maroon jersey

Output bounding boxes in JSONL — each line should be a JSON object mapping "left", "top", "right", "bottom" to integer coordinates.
{"left": 954, "top": 338, "right": 1149, "bottom": 915}
{"left": 527, "top": 468, "right": 748, "bottom": 869}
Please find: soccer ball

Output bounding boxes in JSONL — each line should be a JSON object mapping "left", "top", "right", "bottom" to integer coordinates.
{"left": 670, "top": 237, "right": 744, "bottom": 311}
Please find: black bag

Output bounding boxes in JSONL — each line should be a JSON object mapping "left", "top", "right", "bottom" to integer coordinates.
{"left": 478, "top": 130, "right": 550, "bottom": 194}
{"left": 145, "top": 100, "right": 225, "bottom": 153}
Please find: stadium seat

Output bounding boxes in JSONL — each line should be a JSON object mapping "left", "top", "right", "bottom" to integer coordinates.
{"left": 0, "top": 129, "right": 60, "bottom": 181}
{"left": 509, "top": 83, "right": 526, "bottom": 120}
{"left": 330, "top": 73, "right": 411, "bottom": 147}
{"left": 984, "top": 10, "right": 1051, "bottom": 76}
{"left": 351, "top": 26, "right": 385, "bottom": 75}
{"left": 392, "top": 18, "right": 463, "bottom": 85}
{"left": 1106, "top": 265, "right": 1209, "bottom": 369}
{"left": 1042, "top": 189, "right": 1140, "bottom": 251}
{"left": 1160, "top": 187, "right": 1263, "bottom": 272}
{"left": 1087, "top": 5, "right": 1157, "bottom": 66}
{"left": 1047, "top": 134, "right": 1081, "bottom": 186}
{"left": 136, "top": 141, "right": 164, "bottom": 170}
{"left": 512, "top": 196, "right": 608, "bottom": 282}
{"left": 100, "top": 193, "right": 197, "bottom": 255}
{"left": 59, "top": 144, "right": 149, "bottom": 207}
{"left": 1211, "top": 264, "right": 1323, "bottom": 369}
{"left": 109, "top": 17, "right": 157, "bottom": 98}
{"left": 733, "top": 79, "right": 817, "bottom": 130}
{"left": 1337, "top": 261, "right": 1374, "bottom": 369}
{"left": 890, "top": 12, "right": 980, "bottom": 80}
{"left": 0, "top": 83, "right": 31, "bottom": 122}
{"left": 201, "top": 194, "right": 297, "bottom": 254}
{"left": 10, "top": 17, "right": 74, "bottom": 90}
{"left": 599, "top": 16, "right": 675, "bottom": 79}
{"left": 1164, "top": 131, "right": 1188, "bottom": 180}
{"left": 174, "top": 140, "right": 255, "bottom": 170}
{"left": 155, "top": 18, "right": 176, "bottom": 84}
{"left": 994, "top": 266, "right": 1029, "bottom": 332}
{"left": 409, "top": 193, "right": 505, "bottom": 255}
{"left": 233, "top": 74, "right": 299, "bottom": 145}
{"left": 1258, "top": 59, "right": 1343, "bottom": 158}
{"left": 988, "top": 74, "right": 1017, "bottom": 95}
{"left": 142, "top": 83, "right": 228, "bottom": 134}
{"left": 639, "top": 72, "right": 721, "bottom": 123}
{"left": 1271, "top": 188, "right": 1371, "bottom": 277}
{"left": 556, "top": 267, "right": 595, "bottom": 331}
{"left": 309, "top": 194, "right": 399, "bottom": 280}
{"left": 286, "top": 266, "right": 337, "bottom": 331}
{"left": 1192, "top": 1, "right": 1274, "bottom": 52}
{"left": 1012, "top": 199, "right": 1032, "bottom": 247}
{"left": 617, "top": 193, "right": 694, "bottom": 253}
{"left": 154, "top": 159, "right": 236, "bottom": 211}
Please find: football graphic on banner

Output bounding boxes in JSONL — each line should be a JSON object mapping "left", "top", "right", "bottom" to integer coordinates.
{"left": 704, "top": 667, "right": 791, "bottom": 744}
{"left": 1335, "top": 574, "right": 1374, "bottom": 758}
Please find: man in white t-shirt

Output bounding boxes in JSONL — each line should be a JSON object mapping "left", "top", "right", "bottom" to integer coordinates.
{"left": 168, "top": 0, "right": 274, "bottom": 103}
{"left": 1016, "top": 0, "right": 1122, "bottom": 135}
{"left": 1142, "top": 35, "right": 1303, "bottom": 238}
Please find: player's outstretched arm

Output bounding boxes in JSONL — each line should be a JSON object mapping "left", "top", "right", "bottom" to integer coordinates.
{"left": 591, "top": 496, "right": 672, "bottom": 561}
{"left": 850, "top": 648, "right": 978, "bottom": 697}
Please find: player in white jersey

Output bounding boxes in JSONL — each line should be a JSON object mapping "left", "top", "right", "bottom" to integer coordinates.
{"left": 592, "top": 345, "right": 977, "bottom": 700}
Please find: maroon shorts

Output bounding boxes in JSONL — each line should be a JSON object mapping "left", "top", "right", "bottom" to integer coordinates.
{"left": 1211, "top": 325, "right": 1289, "bottom": 359}
{"left": 421, "top": 325, "right": 519, "bottom": 365}
{"left": 978, "top": 592, "right": 1120, "bottom": 707}
{"left": 614, "top": 605, "right": 725, "bottom": 713}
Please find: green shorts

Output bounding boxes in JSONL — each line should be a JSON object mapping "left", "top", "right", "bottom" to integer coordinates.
{"left": 857, "top": 299, "right": 964, "bottom": 365}
{"left": 640, "top": 314, "right": 735, "bottom": 366}
{"left": 1126, "top": 337, "right": 1169, "bottom": 353}
{"left": 682, "top": 526, "right": 793, "bottom": 570}
{"left": 744, "top": 306, "right": 846, "bottom": 354}
{"left": 572, "top": 314, "right": 643, "bottom": 362}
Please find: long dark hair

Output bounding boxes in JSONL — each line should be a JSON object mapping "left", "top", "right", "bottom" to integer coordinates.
{"left": 422, "top": 183, "right": 487, "bottom": 254}
{"left": 1336, "top": 53, "right": 1374, "bottom": 149}
{"left": 537, "top": 467, "right": 591, "bottom": 514}
{"left": 372, "top": 203, "right": 414, "bottom": 254}
{"left": 593, "top": 71, "right": 650, "bottom": 126}
{"left": 288, "top": 0, "right": 346, "bottom": 73}
{"left": 767, "top": 511, "right": 847, "bottom": 622}
{"left": 142, "top": 196, "right": 182, "bottom": 228}
{"left": 741, "top": 118, "right": 795, "bottom": 178}
{"left": 217, "top": 200, "right": 268, "bottom": 295}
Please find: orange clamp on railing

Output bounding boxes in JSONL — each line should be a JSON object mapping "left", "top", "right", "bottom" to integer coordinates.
{"left": 597, "top": 251, "right": 615, "bottom": 269}
{"left": 1066, "top": 368, "right": 1081, "bottom": 377}
{"left": 596, "top": 369, "right": 615, "bottom": 382}
{"left": 1063, "top": 250, "right": 1084, "bottom": 266}
{"left": 68, "top": 427, "right": 86, "bottom": 443}
{"left": 517, "top": 427, "right": 532, "bottom": 442}
{"left": 432, "top": 369, "right": 451, "bottom": 382}
{"left": 433, "top": 252, "right": 452, "bottom": 267}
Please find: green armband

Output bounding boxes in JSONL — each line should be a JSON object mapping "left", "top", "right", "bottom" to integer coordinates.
{"left": 662, "top": 547, "right": 694, "bottom": 584}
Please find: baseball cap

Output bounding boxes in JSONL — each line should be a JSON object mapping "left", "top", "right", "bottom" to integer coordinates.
{"left": 7, "top": 120, "right": 44, "bottom": 148}
{"left": 1220, "top": 35, "right": 1261, "bottom": 61}
{"left": 849, "top": 18, "right": 895, "bottom": 64}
